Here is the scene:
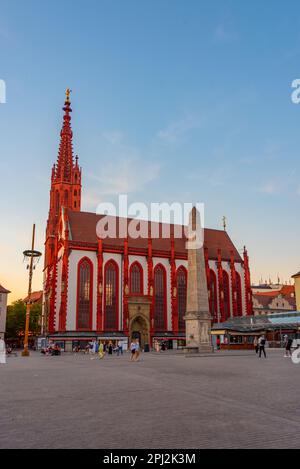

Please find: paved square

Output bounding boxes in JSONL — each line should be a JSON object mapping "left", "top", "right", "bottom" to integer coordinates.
{"left": 0, "top": 350, "right": 299, "bottom": 449}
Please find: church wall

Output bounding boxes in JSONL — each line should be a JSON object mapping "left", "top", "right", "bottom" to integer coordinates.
{"left": 129, "top": 255, "right": 148, "bottom": 294}
{"left": 235, "top": 262, "right": 246, "bottom": 316}
{"left": 67, "top": 249, "right": 98, "bottom": 331}
{"left": 153, "top": 257, "right": 172, "bottom": 330}
{"left": 63, "top": 247, "right": 247, "bottom": 333}
{"left": 55, "top": 253, "right": 63, "bottom": 331}
{"left": 175, "top": 259, "right": 188, "bottom": 271}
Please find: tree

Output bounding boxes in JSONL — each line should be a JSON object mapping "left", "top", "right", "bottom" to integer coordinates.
{"left": 6, "top": 300, "right": 42, "bottom": 340}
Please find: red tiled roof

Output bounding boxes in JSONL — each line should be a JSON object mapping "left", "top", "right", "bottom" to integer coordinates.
{"left": 68, "top": 211, "right": 242, "bottom": 261}
{"left": 254, "top": 290, "right": 279, "bottom": 298}
{"left": 254, "top": 285, "right": 295, "bottom": 298}
{"left": 0, "top": 284, "right": 10, "bottom": 294}
{"left": 280, "top": 285, "right": 295, "bottom": 296}
{"left": 253, "top": 285, "right": 296, "bottom": 309}
{"left": 23, "top": 291, "right": 43, "bottom": 303}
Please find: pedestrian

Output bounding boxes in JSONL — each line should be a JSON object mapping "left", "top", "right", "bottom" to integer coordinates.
{"left": 216, "top": 336, "right": 221, "bottom": 351}
{"left": 258, "top": 335, "right": 267, "bottom": 358}
{"left": 254, "top": 337, "right": 259, "bottom": 354}
{"left": 108, "top": 342, "right": 113, "bottom": 355}
{"left": 134, "top": 339, "right": 141, "bottom": 361}
{"left": 284, "top": 336, "right": 293, "bottom": 358}
{"left": 98, "top": 342, "right": 105, "bottom": 359}
{"left": 117, "top": 340, "right": 123, "bottom": 356}
{"left": 0, "top": 337, "right": 6, "bottom": 364}
{"left": 130, "top": 340, "right": 136, "bottom": 361}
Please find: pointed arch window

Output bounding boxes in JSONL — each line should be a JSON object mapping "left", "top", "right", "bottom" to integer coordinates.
{"left": 130, "top": 262, "right": 143, "bottom": 295}
{"left": 154, "top": 264, "right": 167, "bottom": 331}
{"left": 177, "top": 266, "right": 187, "bottom": 331}
{"left": 104, "top": 260, "right": 119, "bottom": 330}
{"left": 222, "top": 270, "right": 230, "bottom": 320}
{"left": 209, "top": 269, "right": 218, "bottom": 323}
{"left": 236, "top": 272, "right": 243, "bottom": 316}
{"left": 77, "top": 258, "right": 93, "bottom": 330}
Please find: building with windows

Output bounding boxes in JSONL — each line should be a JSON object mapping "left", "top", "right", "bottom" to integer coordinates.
{"left": 0, "top": 284, "right": 10, "bottom": 339}
{"left": 43, "top": 92, "right": 253, "bottom": 351}
{"left": 252, "top": 285, "right": 296, "bottom": 316}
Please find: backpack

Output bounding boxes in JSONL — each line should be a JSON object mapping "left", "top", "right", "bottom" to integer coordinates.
{"left": 260, "top": 339, "right": 266, "bottom": 346}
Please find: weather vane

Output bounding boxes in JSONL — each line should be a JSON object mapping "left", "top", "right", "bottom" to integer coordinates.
{"left": 65, "top": 88, "right": 72, "bottom": 102}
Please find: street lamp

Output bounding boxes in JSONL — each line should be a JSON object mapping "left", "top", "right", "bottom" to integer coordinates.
{"left": 22, "top": 224, "right": 42, "bottom": 357}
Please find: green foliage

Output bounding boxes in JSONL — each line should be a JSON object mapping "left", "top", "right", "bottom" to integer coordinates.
{"left": 6, "top": 300, "right": 42, "bottom": 339}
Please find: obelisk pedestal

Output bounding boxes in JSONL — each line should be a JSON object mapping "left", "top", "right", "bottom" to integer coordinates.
{"left": 184, "top": 207, "right": 213, "bottom": 354}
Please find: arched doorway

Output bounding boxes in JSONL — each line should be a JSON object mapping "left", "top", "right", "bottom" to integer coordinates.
{"left": 130, "top": 315, "right": 150, "bottom": 349}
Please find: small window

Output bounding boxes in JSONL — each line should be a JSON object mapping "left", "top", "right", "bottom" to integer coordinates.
{"left": 74, "top": 190, "right": 77, "bottom": 196}
{"left": 74, "top": 201, "right": 77, "bottom": 208}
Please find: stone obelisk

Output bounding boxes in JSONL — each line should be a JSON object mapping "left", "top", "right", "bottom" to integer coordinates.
{"left": 184, "top": 207, "right": 213, "bottom": 354}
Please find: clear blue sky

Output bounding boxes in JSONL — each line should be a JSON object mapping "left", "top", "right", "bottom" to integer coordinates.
{"left": 1, "top": 0, "right": 300, "bottom": 301}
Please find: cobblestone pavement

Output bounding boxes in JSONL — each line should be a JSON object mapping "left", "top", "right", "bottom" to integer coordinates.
{"left": 0, "top": 350, "right": 299, "bottom": 449}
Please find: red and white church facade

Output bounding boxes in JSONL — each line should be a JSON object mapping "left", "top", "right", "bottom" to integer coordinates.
{"left": 43, "top": 93, "right": 253, "bottom": 351}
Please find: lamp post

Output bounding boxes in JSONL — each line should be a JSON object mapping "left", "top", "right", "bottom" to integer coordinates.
{"left": 22, "top": 224, "right": 42, "bottom": 357}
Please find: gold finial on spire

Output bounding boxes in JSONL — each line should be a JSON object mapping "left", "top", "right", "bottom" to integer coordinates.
{"left": 222, "top": 216, "right": 227, "bottom": 231}
{"left": 65, "top": 88, "right": 72, "bottom": 102}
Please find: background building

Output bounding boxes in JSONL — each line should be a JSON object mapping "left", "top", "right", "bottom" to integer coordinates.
{"left": 252, "top": 285, "right": 296, "bottom": 315}
{"left": 23, "top": 291, "right": 43, "bottom": 305}
{"left": 0, "top": 284, "right": 11, "bottom": 339}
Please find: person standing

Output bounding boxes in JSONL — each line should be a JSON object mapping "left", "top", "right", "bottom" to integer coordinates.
{"left": 130, "top": 340, "right": 136, "bottom": 361}
{"left": 258, "top": 335, "right": 267, "bottom": 358}
{"left": 134, "top": 339, "right": 140, "bottom": 361}
{"left": 98, "top": 342, "right": 105, "bottom": 359}
{"left": 108, "top": 342, "right": 113, "bottom": 355}
{"left": 216, "top": 336, "right": 221, "bottom": 351}
{"left": 0, "top": 337, "right": 6, "bottom": 364}
{"left": 117, "top": 340, "right": 123, "bottom": 356}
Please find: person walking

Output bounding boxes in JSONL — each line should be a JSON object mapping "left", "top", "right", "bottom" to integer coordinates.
{"left": 284, "top": 336, "right": 293, "bottom": 358}
{"left": 108, "top": 342, "right": 113, "bottom": 355}
{"left": 254, "top": 337, "right": 259, "bottom": 354}
{"left": 258, "top": 335, "right": 267, "bottom": 358}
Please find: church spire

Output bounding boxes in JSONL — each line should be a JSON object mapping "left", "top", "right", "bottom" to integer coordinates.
{"left": 54, "top": 89, "right": 74, "bottom": 182}
{"left": 46, "top": 90, "right": 82, "bottom": 252}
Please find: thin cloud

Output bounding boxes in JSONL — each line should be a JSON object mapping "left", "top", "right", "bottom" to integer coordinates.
{"left": 157, "top": 114, "right": 204, "bottom": 144}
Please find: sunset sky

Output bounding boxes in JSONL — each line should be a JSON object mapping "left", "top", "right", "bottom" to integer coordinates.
{"left": 1, "top": 0, "right": 300, "bottom": 303}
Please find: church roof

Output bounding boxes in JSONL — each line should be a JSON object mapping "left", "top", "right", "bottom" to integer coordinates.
{"left": 67, "top": 210, "right": 243, "bottom": 261}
